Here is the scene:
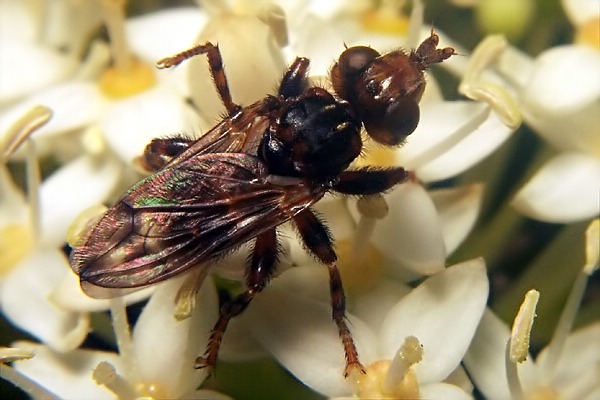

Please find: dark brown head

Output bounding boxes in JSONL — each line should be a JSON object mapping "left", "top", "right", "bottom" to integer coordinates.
{"left": 330, "top": 31, "right": 455, "bottom": 146}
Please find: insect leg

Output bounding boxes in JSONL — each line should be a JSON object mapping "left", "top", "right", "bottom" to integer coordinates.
{"left": 137, "top": 136, "right": 194, "bottom": 172}
{"left": 195, "top": 229, "right": 279, "bottom": 372}
{"left": 278, "top": 57, "right": 310, "bottom": 98}
{"left": 331, "top": 167, "right": 409, "bottom": 195}
{"left": 157, "top": 42, "right": 240, "bottom": 115}
{"left": 293, "top": 208, "right": 366, "bottom": 377}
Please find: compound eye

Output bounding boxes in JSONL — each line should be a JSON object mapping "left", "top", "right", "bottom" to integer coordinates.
{"left": 364, "top": 99, "right": 420, "bottom": 146}
{"left": 338, "top": 46, "right": 380, "bottom": 77}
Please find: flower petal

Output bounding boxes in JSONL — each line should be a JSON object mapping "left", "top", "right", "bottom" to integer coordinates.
{"left": 131, "top": 274, "right": 219, "bottom": 398}
{"left": 411, "top": 107, "right": 514, "bottom": 182}
{"left": 0, "top": 82, "right": 106, "bottom": 152}
{"left": 0, "top": 1, "right": 38, "bottom": 43}
{"left": 126, "top": 7, "right": 207, "bottom": 98}
{"left": 561, "top": 0, "right": 600, "bottom": 26}
{"left": 244, "top": 267, "right": 378, "bottom": 397}
{"left": 12, "top": 341, "right": 121, "bottom": 400}
{"left": 39, "top": 155, "right": 121, "bottom": 247}
{"left": 350, "top": 181, "right": 446, "bottom": 276}
{"left": 420, "top": 382, "right": 473, "bottom": 400}
{"left": 522, "top": 45, "right": 600, "bottom": 157}
{"left": 126, "top": 7, "right": 207, "bottom": 64}
{"left": 1, "top": 249, "right": 88, "bottom": 351}
{"left": 50, "top": 267, "right": 154, "bottom": 312}
{"left": 512, "top": 153, "right": 600, "bottom": 223}
{"left": 397, "top": 101, "right": 488, "bottom": 170}
{"left": 536, "top": 322, "right": 600, "bottom": 394}
{"left": 430, "top": 184, "right": 484, "bottom": 255}
{"left": 101, "top": 86, "right": 204, "bottom": 165}
{"left": 0, "top": 41, "right": 78, "bottom": 103}
{"left": 189, "top": 15, "right": 286, "bottom": 122}
{"left": 463, "top": 309, "right": 538, "bottom": 400}
{"left": 350, "top": 279, "right": 412, "bottom": 333}
{"left": 379, "top": 258, "right": 489, "bottom": 383}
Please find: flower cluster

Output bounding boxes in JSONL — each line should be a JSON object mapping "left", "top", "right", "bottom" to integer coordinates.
{"left": 1, "top": 0, "right": 598, "bottom": 399}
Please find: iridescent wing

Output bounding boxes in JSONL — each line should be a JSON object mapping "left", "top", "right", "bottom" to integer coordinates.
{"left": 165, "top": 99, "right": 276, "bottom": 165}
{"left": 70, "top": 153, "right": 322, "bottom": 298}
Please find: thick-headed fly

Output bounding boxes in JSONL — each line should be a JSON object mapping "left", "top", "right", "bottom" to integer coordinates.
{"left": 70, "top": 31, "right": 455, "bottom": 376}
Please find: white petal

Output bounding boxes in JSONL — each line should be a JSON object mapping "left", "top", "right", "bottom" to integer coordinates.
{"left": 420, "top": 382, "right": 474, "bottom": 400}
{"left": 101, "top": 86, "right": 204, "bottom": 165}
{"left": 536, "top": 322, "right": 600, "bottom": 393}
{"left": 0, "top": 82, "right": 107, "bottom": 149}
{"left": 1, "top": 249, "right": 88, "bottom": 351}
{"left": 132, "top": 274, "right": 219, "bottom": 398}
{"left": 183, "top": 389, "right": 234, "bottom": 400}
{"left": 463, "top": 309, "right": 538, "bottom": 400}
{"left": 245, "top": 268, "right": 378, "bottom": 397}
{"left": 350, "top": 279, "right": 412, "bottom": 332}
{"left": 218, "top": 317, "right": 269, "bottom": 362}
{"left": 561, "top": 0, "right": 600, "bottom": 26}
{"left": 39, "top": 155, "right": 121, "bottom": 247}
{"left": 126, "top": 7, "right": 206, "bottom": 64}
{"left": 126, "top": 7, "right": 207, "bottom": 97}
{"left": 189, "top": 15, "right": 286, "bottom": 122}
{"left": 12, "top": 341, "right": 120, "bottom": 400}
{"left": 430, "top": 184, "right": 484, "bottom": 255}
{"left": 350, "top": 181, "right": 446, "bottom": 276}
{"left": 0, "top": 1, "right": 38, "bottom": 43}
{"left": 398, "top": 101, "right": 489, "bottom": 171}
{"left": 50, "top": 267, "right": 154, "bottom": 312}
{"left": 379, "top": 259, "right": 489, "bottom": 383}
{"left": 415, "top": 110, "right": 514, "bottom": 182}
{"left": 0, "top": 41, "right": 78, "bottom": 103}
{"left": 522, "top": 45, "right": 600, "bottom": 156}
{"left": 512, "top": 153, "right": 600, "bottom": 223}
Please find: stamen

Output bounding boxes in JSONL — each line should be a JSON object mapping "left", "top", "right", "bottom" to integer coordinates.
{"left": 336, "top": 196, "right": 388, "bottom": 292}
{"left": 101, "top": 0, "right": 132, "bottom": 73}
{"left": 93, "top": 361, "right": 138, "bottom": 400}
{"left": 383, "top": 336, "right": 423, "bottom": 394}
{"left": 0, "top": 364, "right": 61, "bottom": 400}
{"left": 99, "top": 0, "right": 156, "bottom": 98}
{"left": 539, "top": 219, "right": 599, "bottom": 383}
{"left": 506, "top": 289, "right": 540, "bottom": 400}
{"left": 25, "top": 138, "right": 40, "bottom": 241}
{"left": 66, "top": 204, "right": 108, "bottom": 248}
{"left": 509, "top": 289, "right": 539, "bottom": 363}
{"left": 356, "top": 336, "right": 423, "bottom": 399}
{"left": 109, "top": 297, "right": 138, "bottom": 382}
{"left": 459, "top": 35, "right": 522, "bottom": 129}
{"left": 174, "top": 268, "right": 210, "bottom": 320}
{"left": 1, "top": 106, "right": 52, "bottom": 161}
{"left": 0, "top": 347, "right": 34, "bottom": 363}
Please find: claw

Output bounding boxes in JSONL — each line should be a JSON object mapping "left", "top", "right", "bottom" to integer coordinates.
{"left": 344, "top": 361, "right": 367, "bottom": 378}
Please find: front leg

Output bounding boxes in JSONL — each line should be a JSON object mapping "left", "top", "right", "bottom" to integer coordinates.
{"left": 293, "top": 208, "right": 366, "bottom": 377}
{"left": 157, "top": 42, "right": 240, "bottom": 115}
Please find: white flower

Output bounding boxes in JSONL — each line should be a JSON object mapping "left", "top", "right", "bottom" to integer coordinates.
{"left": 229, "top": 258, "right": 488, "bottom": 397}
{"left": 457, "top": 1, "right": 600, "bottom": 223}
{"left": 6, "top": 275, "right": 228, "bottom": 399}
{"left": 464, "top": 219, "right": 600, "bottom": 399}
{"left": 510, "top": 43, "right": 600, "bottom": 222}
